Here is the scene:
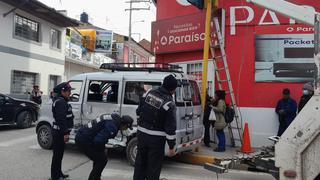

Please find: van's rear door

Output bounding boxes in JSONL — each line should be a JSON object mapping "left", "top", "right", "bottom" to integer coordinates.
{"left": 175, "top": 79, "right": 203, "bottom": 147}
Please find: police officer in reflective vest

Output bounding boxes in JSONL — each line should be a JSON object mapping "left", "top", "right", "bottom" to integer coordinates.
{"left": 75, "top": 113, "right": 133, "bottom": 180}
{"left": 51, "top": 82, "right": 74, "bottom": 180}
{"left": 133, "top": 74, "right": 178, "bottom": 180}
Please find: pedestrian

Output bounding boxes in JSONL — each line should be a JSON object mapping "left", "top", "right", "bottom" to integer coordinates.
{"left": 75, "top": 113, "right": 133, "bottom": 180}
{"left": 298, "top": 82, "right": 314, "bottom": 113}
{"left": 51, "top": 82, "right": 74, "bottom": 180}
{"left": 133, "top": 74, "right": 178, "bottom": 180}
{"left": 31, "top": 85, "right": 43, "bottom": 105}
{"left": 275, "top": 88, "right": 297, "bottom": 136}
{"left": 212, "top": 90, "right": 227, "bottom": 152}
{"left": 203, "top": 92, "right": 213, "bottom": 147}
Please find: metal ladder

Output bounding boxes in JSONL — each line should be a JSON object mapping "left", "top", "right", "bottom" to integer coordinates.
{"left": 210, "top": 11, "right": 243, "bottom": 147}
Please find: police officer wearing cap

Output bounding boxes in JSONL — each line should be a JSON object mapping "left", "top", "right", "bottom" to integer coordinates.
{"left": 75, "top": 113, "right": 133, "bottom": 180}
{"left": 51, "top": 82, "right": 74, "bottom": 180}
{"left": 133, "top": 74, "right": 178, "bottom": 180}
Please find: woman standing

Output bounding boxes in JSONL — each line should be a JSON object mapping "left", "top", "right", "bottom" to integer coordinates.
{"left": 212, "top": 90, "right": 227, "bottom": 152}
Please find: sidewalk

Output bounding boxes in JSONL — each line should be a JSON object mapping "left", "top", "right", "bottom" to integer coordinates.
{"left": 174, "top": 143, "right": 247, "bottom": 165}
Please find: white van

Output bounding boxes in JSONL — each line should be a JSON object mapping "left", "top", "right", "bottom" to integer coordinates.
{"left": 36, "top": 64, "right": 204, "bottom": 165}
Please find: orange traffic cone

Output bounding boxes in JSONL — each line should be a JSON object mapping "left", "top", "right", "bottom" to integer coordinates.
{"left": 241, "top": 122, "right": 253, "bottom": 154}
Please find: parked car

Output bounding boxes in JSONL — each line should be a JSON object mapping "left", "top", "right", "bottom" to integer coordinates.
{"left": 0, "top": 93, "right": 39, "bottom": 128}
{"left": 36, "top": 63, "right": 204, "bottom": 165}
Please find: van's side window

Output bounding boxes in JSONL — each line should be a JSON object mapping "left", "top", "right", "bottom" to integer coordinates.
{"left": 124, "top": 81, "right": 161, "bottom": 105}
{"left": 87, "top": 81, "right": 119, "bottom": 103}
{"left": 69, "top": 81, "right": 83, "bottom": 102}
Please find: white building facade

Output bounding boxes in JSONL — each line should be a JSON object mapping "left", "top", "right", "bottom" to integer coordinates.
{"left": 0, "top": 0, "right": 78, "bottom": 96}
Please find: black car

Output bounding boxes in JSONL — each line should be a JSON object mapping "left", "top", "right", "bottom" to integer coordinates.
{"left": 0, "top": 93, "right": 39, "bottom": 128}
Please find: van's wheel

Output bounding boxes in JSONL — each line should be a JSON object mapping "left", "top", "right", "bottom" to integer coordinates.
{"left": 16, "top": 111, "right": 33, "bottom": 129}
{"left": 126, "top": 137, "right": 138, "bottom": 166}
{"left": 37, "top": 124, "right": 53, "bottom": 149}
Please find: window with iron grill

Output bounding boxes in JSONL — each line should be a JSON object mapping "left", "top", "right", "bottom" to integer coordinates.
{"left": 14, "top": 14, "right": 40, "bottom": 42}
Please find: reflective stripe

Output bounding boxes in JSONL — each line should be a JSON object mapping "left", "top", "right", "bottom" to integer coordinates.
{"left": 163, "top": 101, "right": 172, "bottom": 111}
{"left": 52, "top": 125, "right": 60, "bottom": 130}
{"left": 52, "top": 98, "right": 63, "bottom": 107}
{"left": 138, "top": 126, "right": 165, "bottom": 136}
{"left": 96, "top": 117, "right": 101, "bottom": 123}
{"left": 66, "top": 114, "right": 73, "bottom": 118}
{"left": 137, "top": 126, "right": 176, "bottom": 140}
{"left": 166, "top": 134, "right": 176, "bottom": 140}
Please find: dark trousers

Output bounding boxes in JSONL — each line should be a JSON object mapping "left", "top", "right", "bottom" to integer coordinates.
{"left": 133, "top": 132, "right": 165, "bottom": 180}
{"left": 216, "top": 129, "right": 225, "bottom": 150}
{"left": 51, "top": 130, "right": 65, "bottom": 180}
{"left": 204, "top": 121, "right": 214, "bottom": 145}
{"left": 77, "top": 142, "right": 108, "bottom": 180}
{"left": 277, "top": 116, "right": 289, "bottom": 136}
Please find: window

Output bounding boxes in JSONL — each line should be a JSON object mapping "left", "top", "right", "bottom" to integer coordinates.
{"left": 175, "top": 80, "right": 201, "bottom": 106}
{"left": 124, "top": 81, "right": 161, "bottom": 105}
{"left": 14, "top": 14, "right": 40, "bottom": 42}
{"left": 11, "top": 70, "right": 39, "bottom": 94}
{"left": 87, "top": 81, "right": 119, "bottom": 103}
{"left": 49, "top": 75, "right": 60, "bottom": 95}
{"left": 69, "top": 81, "right": 83, "bottom": 102}
{"left": 50, "top": 29, "right": 61, "bottom": 49}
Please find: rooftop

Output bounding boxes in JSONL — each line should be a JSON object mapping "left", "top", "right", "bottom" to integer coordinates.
{"left": 0, "top": 0, "right": 79, "bottom": 27}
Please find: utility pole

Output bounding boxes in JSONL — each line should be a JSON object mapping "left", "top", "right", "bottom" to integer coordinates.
{"left": 125, "top": 0, "right": 150, "bottom": 67}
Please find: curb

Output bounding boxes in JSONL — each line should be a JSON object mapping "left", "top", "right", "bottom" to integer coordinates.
{"left": 174, "top": 148, "right": 217, "bottom": 165}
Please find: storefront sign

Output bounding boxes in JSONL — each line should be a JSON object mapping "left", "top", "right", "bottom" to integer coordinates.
{"left": 95, "top": 30, "right": 113, "bottom": 53}
{"left": 151, "top": 12, "right": 207, "bottom": 54}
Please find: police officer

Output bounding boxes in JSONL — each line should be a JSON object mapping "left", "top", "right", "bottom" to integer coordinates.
{"left": 133, "top": 74, "right": 178, "bottom": 180}
{"left": 75, "top": 113, "right": 133, "bottom": 180}
{"left": 51, "top": 82, "right": 74, "bottom": 180}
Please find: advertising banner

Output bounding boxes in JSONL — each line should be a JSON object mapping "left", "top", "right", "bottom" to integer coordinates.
{"left": 255, "top": 25, "right": 315, "bottom": 82}
{"left": 95, "top": 30, "right": 113, "bottom": 53}
{"left": 151, "top": 12, "right": 208, "bottom": 54}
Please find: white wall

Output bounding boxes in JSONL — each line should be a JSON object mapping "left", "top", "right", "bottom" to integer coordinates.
{"left": 0, "top": 1, "right": 67, "bottom": 95}
{"left": 209, "top": 107, "right": 279, "bottom": 148}
{"left": 0, "top": 52, "right": 64, "bottom": 95}
{"left": 65, "top": 61, "right": 99, "bottom": 80}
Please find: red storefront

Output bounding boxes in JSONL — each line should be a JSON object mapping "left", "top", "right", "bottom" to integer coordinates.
{"left": 151, "top": 0, "right": 320, "bottom": 147}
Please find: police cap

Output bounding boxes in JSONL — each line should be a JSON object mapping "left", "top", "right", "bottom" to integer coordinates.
{"left": 111, "top": 113, "right": 133, "bottom": 130}
{"left": 53, "top": 82, "right": 73, "bottom": 93}
{"left": 121, "top": 115, "right": 133, "bottom": 130}
{"left": 162, "top": 75, "right": 178, "bottom": 91}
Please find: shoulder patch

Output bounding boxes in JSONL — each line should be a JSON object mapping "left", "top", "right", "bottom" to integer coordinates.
{"left": 145, "top": 93, "right": 163, "bottom": 109}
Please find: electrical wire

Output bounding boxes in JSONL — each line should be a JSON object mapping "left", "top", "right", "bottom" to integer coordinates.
{"left": 235, "top": 0, "right": 253, "bottom": 129}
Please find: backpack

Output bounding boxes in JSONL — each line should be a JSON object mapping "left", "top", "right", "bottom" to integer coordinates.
{"left": 225, "top": 105, "right": 235, "bottom": 124}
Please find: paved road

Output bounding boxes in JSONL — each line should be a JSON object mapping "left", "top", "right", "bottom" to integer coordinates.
{"left": 0, "top": 125, "right": 275, "bottom": 180}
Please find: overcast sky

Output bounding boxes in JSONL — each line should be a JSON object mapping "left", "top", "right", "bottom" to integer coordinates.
{"left": 38, "top": 0, "right": 156, "bottom": 41}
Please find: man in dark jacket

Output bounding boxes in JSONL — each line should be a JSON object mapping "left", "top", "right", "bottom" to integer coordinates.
{"left": 133, "top": 74, "right": 178, "bottom": 180}
{"left": 75, "top": 113, "right": 133, "bottom": 180}
{"left": 275, "top": 88, "right": 297, "bottom": 136}
{"left": 298, "top": 82, "right": 314, "bottom": 113}
{"left": 51, "top": 82, "right": 74, "bottom": 180}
